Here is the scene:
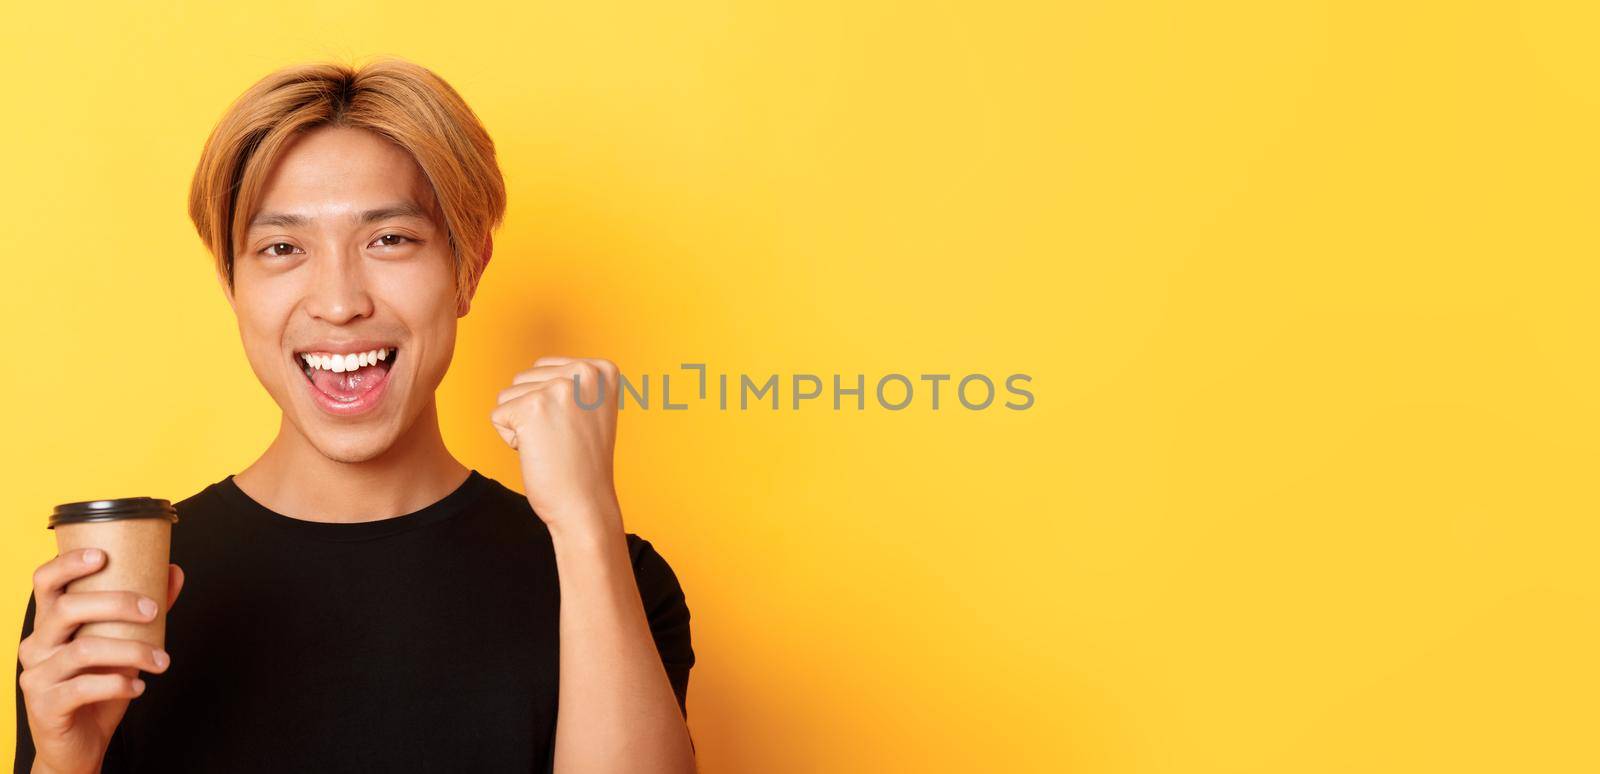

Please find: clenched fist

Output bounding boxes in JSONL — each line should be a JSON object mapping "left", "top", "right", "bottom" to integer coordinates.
{"left": 491, "top": 356, "right": 624, "bottom": 539}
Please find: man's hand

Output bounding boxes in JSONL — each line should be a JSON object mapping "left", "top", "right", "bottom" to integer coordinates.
{"left": 18, "top": 550, "right": 184, "bottom": 774}
{"left": 491, "top": 356, "right": 624, "bottom": 539}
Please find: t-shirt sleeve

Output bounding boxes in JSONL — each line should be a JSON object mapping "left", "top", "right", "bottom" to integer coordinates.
{"left": 625, "top": 534, "right": 695, "bottom": 719}
{"left": 13, "top": 593, "right": 37, "bottom": 774}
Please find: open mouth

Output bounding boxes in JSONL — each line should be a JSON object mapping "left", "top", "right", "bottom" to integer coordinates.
{"left": 293, "top": 346, "right": 399, "bottom": 410}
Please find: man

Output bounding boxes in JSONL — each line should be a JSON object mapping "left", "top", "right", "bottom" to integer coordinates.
{"left": 13, "top": 58, "right": 698, "bottom": 773}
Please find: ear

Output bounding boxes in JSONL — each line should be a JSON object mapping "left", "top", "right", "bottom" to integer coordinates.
{"left": 457, "top": 232, "right": 493, "bottom": 318}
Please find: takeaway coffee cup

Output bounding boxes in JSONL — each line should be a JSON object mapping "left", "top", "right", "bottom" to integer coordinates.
{"left": 48, "top": 497, "right": 179, "bottom": 657}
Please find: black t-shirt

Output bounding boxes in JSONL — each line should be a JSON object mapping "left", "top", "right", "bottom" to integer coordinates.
{"left": 13, "top": 470, "right": 695, "bottom": 772}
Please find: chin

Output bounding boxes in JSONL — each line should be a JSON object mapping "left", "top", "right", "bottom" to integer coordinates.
{"left": 309, "top": 430, "right": 398, "bottom": 464}
{"left": 285, "top": 405, "right": 404, "bottom": 464}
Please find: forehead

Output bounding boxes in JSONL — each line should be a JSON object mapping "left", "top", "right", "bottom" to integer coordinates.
{"left": 251, "top": 126, "right": 436, "bottom": 223}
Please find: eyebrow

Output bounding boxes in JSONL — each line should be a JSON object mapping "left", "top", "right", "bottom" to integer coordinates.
{"left": 248, "top": 201, "right": 431, "bottom": 229}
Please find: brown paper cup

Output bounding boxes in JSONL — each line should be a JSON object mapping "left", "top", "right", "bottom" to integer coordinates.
{"left": 50, "top": 498, "right": 178, "bottom": 678}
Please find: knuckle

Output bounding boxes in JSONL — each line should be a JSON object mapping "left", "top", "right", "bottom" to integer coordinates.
{"left": 66, "top": 637, "right": 101, "bottom": 664}
{"left": 51, "top": 593, "right": 79, "bottom": 618}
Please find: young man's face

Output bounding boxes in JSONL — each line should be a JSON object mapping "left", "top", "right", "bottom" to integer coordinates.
{"left": 227, "top": 125, "right": 466, "bottom": 463}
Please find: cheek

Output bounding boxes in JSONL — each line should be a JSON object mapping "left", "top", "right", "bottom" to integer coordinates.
{"left": 409, "top": 312, "right": 460, "bottom": 381}
{"left": 374, "top": 260, "right": 460, "bottom": 336}
{"left": 230, "top": 289, "right": 295, "bottom": 365}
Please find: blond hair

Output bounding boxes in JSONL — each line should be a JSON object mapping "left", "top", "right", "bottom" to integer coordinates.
{"left": 188, "top": 57, "right": 506, "bottom": 309}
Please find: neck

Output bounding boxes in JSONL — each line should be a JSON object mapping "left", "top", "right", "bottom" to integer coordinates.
{"left": 233, "top": 398, "right": 470, "bottom": 523}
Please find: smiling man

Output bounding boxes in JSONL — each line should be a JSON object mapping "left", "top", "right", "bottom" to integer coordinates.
{"left": 14, "top": 59, "right": 697, "bottom": 773}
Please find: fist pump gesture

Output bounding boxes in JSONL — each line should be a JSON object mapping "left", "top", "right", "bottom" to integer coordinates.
{"left": 491, "top": 356, "right": 625, "bottom": 539}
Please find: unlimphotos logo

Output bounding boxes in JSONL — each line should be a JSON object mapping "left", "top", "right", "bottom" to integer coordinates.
{"left": 568, "top": 363, "right": 1035, "bottom": 411}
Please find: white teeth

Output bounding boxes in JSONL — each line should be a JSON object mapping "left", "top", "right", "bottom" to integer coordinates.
{"left": 299, "top": 348, "right": 393, "bottom": 373}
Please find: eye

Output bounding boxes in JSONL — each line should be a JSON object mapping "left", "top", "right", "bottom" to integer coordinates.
{"left": 372, "top": 233, "right": 413, "bottom": 248}
{"left": 261, "top": 242, "right": 302, "bottom": 258}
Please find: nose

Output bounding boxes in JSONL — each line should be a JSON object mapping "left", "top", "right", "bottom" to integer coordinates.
{"left": 302, "top": 249, "right": 375, "bottom": 325}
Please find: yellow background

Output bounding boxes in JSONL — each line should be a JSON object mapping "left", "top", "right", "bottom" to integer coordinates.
{"left": 3, "top": 1, "right": 1596, "bottom": 771}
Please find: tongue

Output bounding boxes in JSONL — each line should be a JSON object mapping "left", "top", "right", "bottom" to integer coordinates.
{"left": 311, "top": 364, "right": 386, "bottom": 402}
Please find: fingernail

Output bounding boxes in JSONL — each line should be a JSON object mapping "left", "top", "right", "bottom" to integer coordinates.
{"left": 138, "top": 598, "right": 158, "bottom": 618}
{"left": 132, "top": 679, "right": 146, "bottom": 694}
{"left": 83, "top": 549, "right": 102, "bottom": 565}
{"left": 152, "top": 650, "right": 169, "bottom": 669}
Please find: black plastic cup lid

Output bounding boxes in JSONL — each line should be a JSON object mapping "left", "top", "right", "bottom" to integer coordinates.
{"left": 50, "top": 497, "right": 179, "bottom": 529}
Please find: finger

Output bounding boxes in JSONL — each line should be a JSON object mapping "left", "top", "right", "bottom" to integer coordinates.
{"left": 562, "top": 359, "right": 615, "bottom": 407}
{"left": 513, "top": 361, "right": 615, "bottom": 405}
{"left": 37, "top": 672, "right": 145, "bottom": 720}
{"left": 519, "top": 357, "right": 617, "bottom": 381}
{"left": 35, "top": 590, "right": 160, "bottom": 648}
{"left": 511, "top": 363, "right": 581, "bottom": 387}
{"left": 31, "top": 549, "right": 109, "bottom": 609}
{"left": 167, "top": 564, "right": 185, "bottom": 609}
{"left": 496, "top": 371, "right": 604, "bottom": 417}
{"left": 581, "top": 359, "right": 619, "bottom": 406}
{"left": 28, "top": 635, "right": 169, "bottom": 688}
{"left": 496, "top": 380, "right": 548, "bottom": 406}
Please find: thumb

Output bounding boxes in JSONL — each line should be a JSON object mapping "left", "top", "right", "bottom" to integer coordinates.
{"left": 489, "top": 410, "right": 520, "bottom": 450}
{"left": 167, "top": 563, "right": 185, "bottom": 608}
{"left": 493, "top": 422, "right": 519, "bottom": 450}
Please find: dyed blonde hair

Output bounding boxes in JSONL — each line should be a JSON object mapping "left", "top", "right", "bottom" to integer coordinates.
{"left": 188, "top": 57, "right": 506, "bottom": 310}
